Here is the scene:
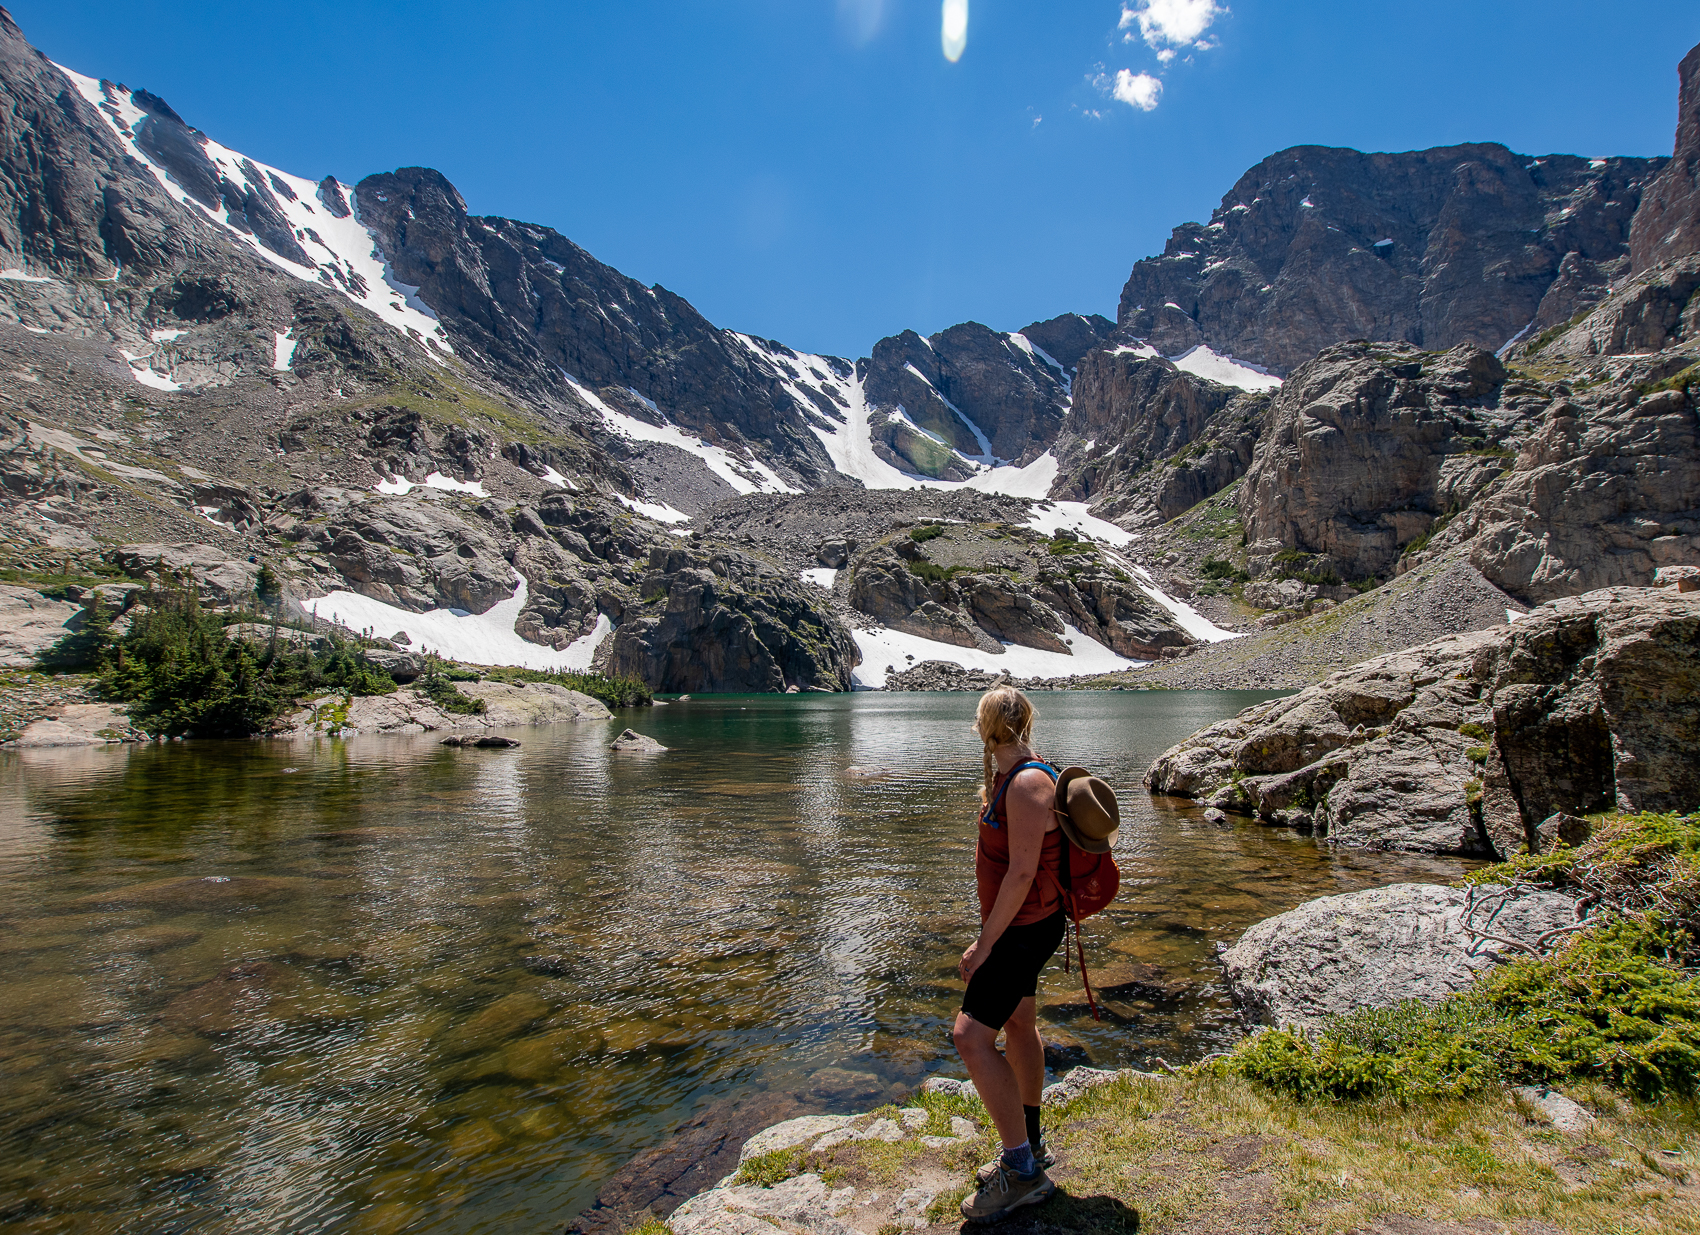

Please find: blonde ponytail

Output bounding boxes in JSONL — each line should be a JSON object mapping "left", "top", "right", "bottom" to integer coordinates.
{"left": 973, "top": 685, "right": 1036, "bottom": 804}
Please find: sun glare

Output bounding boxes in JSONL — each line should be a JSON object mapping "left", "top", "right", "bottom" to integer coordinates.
{"left": 942, "top": 0, "right": 968, "bottom": 62}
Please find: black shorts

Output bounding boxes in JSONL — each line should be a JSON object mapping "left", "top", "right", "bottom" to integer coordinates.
{"left": 961, "top": 910, "right": 1066, "bottom": 1031}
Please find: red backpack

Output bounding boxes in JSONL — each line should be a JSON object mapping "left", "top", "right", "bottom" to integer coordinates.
{"left": 990, "top": 761, "right": 1122, "bottom": 1019}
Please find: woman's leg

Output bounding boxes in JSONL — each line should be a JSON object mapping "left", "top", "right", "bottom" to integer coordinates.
{"left": 951, "top": 1012, "right": 1026, "bottom": 1149}
{"left": 1001, "top": 997, "right": 1045, "bottom": 1107}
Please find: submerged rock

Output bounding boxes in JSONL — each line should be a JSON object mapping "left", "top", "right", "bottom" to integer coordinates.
{"left": 610, "top": 728, "right": 666, "bottom": 753}
{"left": 1219, "top": 882, "right": 1579, "bottom": 1030}
{"left": 441, "top": 735, "right": 520, "bottom": 748}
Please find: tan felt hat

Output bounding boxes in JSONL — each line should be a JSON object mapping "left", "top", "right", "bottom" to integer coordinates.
{"left": 1053, "top": 766, "right": 1119, "bottom": 854}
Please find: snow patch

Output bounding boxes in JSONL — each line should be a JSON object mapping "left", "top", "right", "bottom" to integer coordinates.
{"left": 1022, "top": 499, "right": 1136, "bottom": 546}
{"left": 272, "top": 330, "right": 297, "bottom": 371}
{"left": 118, "top": 349, "right": 181, "bottom": 392}
{"left": 801, "top": 567, "right": 837, "bottom": 589}
{"left": 53, "top": 63, "right": 454, "bottom": 360}
{"left": 1110, "top": 342, "right": 1161, "bottom": 359}
{"left": 566, "top": 370, "right": 800, "bottom": 496}
{"left": 538, "top": 466, "right": 576, "bottom": 490}
{"left": 614, "top": 494, "right": 691, "bottom": 524}
{"left": 374, "top": 472, "right": 488, "bottom": 498}
{"left": 0, "top": 269, "right": 50, "bottom": 282}
{"left": 304, "top": 577, "right": 612, "bottom": 670}
{"left": 1126, "top": 564, "right": 1242, "bottom": 642}
{"left": 150, "top": 328, "right": 185, "bottom": 342}
{"left": 853, "top": 622, "right": 1144, "bottom": 690}
{"left": 1168, "top": 345, "right": 1282, "bottom": 392}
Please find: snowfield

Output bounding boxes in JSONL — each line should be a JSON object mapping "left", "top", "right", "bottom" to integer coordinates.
{"left": 852, "top": 623, "right": 1145, "bottom": 690}
{"left": 303, "top": 577, "right": 612, "bottom": 671}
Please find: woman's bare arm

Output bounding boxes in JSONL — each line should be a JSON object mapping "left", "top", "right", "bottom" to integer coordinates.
{"left": 960, "top": 769, "right": 1054, "bottom": 980}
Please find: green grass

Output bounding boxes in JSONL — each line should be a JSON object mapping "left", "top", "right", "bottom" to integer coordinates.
{"left": 479, "top": 664, "right": 653, "bottom": 707}
{"left": 908, "top": 523, "right": 946, "bottom": 542}
{"left": 1219, "top": 811, "right": 1700, "bottom": 1103}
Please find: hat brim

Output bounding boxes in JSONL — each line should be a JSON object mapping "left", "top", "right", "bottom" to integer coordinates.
{"left": 1053, "top": 767, "right": 1117, "bottom": 854}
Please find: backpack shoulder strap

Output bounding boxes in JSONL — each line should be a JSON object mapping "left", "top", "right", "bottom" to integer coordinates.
{"left": 983, "top": 761, "right": 1058, "bottom": 827}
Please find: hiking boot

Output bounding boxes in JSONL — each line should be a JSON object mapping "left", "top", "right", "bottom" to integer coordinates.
{"left": 976, "top": 1144, "right": 1055, "bottom": 1183}
{"left": 960, "top": 1165, "right": 1055, "bottom": 1224}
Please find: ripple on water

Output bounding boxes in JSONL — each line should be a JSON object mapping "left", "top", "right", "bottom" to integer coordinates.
{"left": 0, "top": 690, "right": 1479, "bottom": 1232}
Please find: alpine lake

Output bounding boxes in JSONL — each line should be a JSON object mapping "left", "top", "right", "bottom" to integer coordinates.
{"left": 0, "top": 690, "right": 1480, "bottom": 1233}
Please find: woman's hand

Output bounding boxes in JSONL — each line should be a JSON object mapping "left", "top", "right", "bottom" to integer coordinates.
{"left": 959, "top": 937, "right": 987, "bottom": 982}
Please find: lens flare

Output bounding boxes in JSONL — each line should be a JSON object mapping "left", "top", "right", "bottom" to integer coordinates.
{"left": 941, "top": 0, "right": 968, "bottom": 62}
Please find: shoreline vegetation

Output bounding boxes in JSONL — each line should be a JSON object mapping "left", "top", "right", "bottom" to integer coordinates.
{"left": 15, "top": 572, "right": 652, "bottom": 741}
{"left": 628, "top": 813, "right": 1700, "bottom": 1235}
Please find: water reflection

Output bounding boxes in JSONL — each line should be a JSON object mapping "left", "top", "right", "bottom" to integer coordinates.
{"left": 0, "top": 691, "right": 1474, "bottom": 1232}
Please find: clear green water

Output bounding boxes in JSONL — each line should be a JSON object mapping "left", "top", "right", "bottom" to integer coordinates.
{"left": 0, "top": 691, "right": 1475, "bottom": 1233}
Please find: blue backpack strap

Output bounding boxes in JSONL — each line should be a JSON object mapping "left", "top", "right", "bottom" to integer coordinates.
{"left": 982, "top": 760, "right": 1058, "bottom": 828}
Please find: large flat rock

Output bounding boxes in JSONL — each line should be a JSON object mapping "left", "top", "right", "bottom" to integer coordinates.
{"left": 1220, "top": 881, "right": 1579, "bottom": 1030}
{"left": 0, "top": 585, "right": 81, "bottom": 667}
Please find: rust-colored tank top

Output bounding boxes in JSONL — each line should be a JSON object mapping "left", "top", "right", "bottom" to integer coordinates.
{"left": 975, "top": 761, "right": 1063, "bottom": 926}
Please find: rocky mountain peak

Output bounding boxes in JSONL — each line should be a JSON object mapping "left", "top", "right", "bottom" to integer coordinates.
{"left": 1118, "top": 142, "right": 1662, "bottom": 375}
{"left": 1629, "top": 41, "right": 1700, "bottom": 274}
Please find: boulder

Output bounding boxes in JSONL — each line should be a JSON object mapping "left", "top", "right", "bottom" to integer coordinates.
{"left": 459, "top": 682, "right": 613, "bottom": 724}
{"left": 441, "top": 735, "right": 520, "bottom": 748}
{"left": 1148, "top": 586, "right": 1700, "bottom": 856}
{"left": 1656, "top": 565, "right": 1700, "bottom": 593}
{"left": 611, "top": 728, "right": 666, "bottom": 753}
{"left": 1534, "top": 812, "right": 1593, "bottom": 851}
{"left": 668, "top": 1173, "right": 856, "bottom": 1235}
{"left": 5, "top": 703, "right": 142, "bottom": 746}
{"left": 362, "top": 649, "right": 423, "bottom": 681}
{"left": 1511, "top": 1086, "right": 1597, "bottom": 1134}
{"left": 1220, "top": 882, "right": 1580, "bottom": 1029}
{"left": 0, "top": 585, "right": 82, "bottom": 666}
{"left": 111, "top": 543, "right": 259, "bottom": 606}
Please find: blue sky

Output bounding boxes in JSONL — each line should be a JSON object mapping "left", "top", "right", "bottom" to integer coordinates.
{"left": 18, "top": 1, "right": 1700, "bottom": 359}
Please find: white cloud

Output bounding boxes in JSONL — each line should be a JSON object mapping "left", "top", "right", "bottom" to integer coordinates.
{"left": 1156, "top": 47, "right": 1177, "bottom": 64}
{"left": 1119, "top": 0, "right": 1224, "bottom": 52}
{"left": 1111, "top": 69, "right": 1162, "bottom": 111}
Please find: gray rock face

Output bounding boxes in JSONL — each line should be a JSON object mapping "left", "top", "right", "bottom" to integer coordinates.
{"left": 352, "top": 168, "right": 841, "bottom": 489}
{"left": 1629, "top": 42, "right": 1700, "bottom": 274}
{"left": 608, "top": 545, "right": 857, "bottom": 693}
{"left": 858, "top": 315, "right": 1107, "bottom": 476}
{"left": 0, "top": 584, "right": 82, "bottom": 667}
{"left": 112, "top": 543, "right": 260, "bottom": 606}
{"left": 5, "top": 702, "right": 142, "bottom": 747}
{"left": 1219, "top": 882, "right": 1579, "bottom": 1029}
{"left": 1148, "top": 586, "right": 1700, "bottom": 856}
{"left": 1055, "top": 351, "right": 1270, "bottom": 525}
{"left": 1118, "top": 143, "right": 1663, "bottom": 376}
{"left": 610, "top": 728, "right": 666, "bottom": 752}
{"left": 267, "top": 488, "right": 516, "bottom": 614}
{"left": 1237, "top": 342, "right": 1530, "bottom": 585}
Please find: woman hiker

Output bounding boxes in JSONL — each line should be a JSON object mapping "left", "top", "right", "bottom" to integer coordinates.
{"left": 952, "top": 685, "right": 1065, "bottom": 1223}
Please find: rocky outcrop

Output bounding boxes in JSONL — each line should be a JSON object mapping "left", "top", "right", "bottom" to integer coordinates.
{"left": 845, "top": 528, "right": 1193, "bottom": 662}
{"left": 112, "top": 543, "right": 260, "bottom": 606}
{"left": 1055, "top": 351, "right": 1270, "bottom": 524}
{"left": 1219, "top": 882, "right": 1580, "bottom": 1029}
{"left": 0, "top": 584, "right": 81, "bottom": 666}
{"left": 352, "top": 168, "right": 840, "bottom": 489}
{"left": 4, "top": 702, "right": 143, "bottom": 747}
{"left": 608, "top": 545, "right": 857, "bottom": 693}
{"left": 266, "top": 488, "right": 517, "bottom": 614}
{"left": 1118, "top": 143, "right": 1662, "bottom": 375}
{"left": 459, "top": 681, "right": 613, "bottom": 724}
{"left": 1237, "top": 342, "right": 1536, "bottom": 585}
{"left": 1629, "top": 42, "right": 1700, "bottom": 274}
{"left": 609, "top": 727, "right": 666, "bottom": 752}
{"left": 1147, "top": 586, "right": 1700, "bottom": 856}
{"left": 858, "top": 316, "right": 1105, "bottom": 476}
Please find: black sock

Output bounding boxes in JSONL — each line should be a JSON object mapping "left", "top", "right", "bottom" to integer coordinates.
{"left": 1024, "top": 1104, "right": 1043, "bottom": 1149}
